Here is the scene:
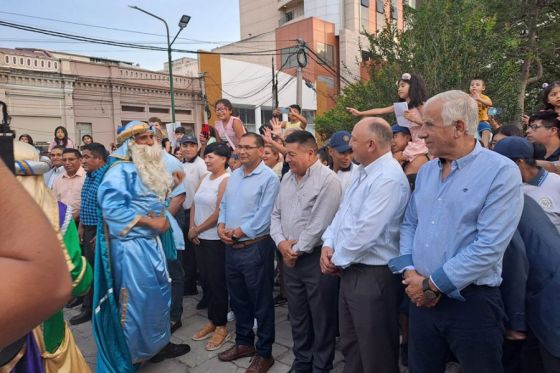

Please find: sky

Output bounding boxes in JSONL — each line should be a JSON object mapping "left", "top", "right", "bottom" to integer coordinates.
{"left": 0, "top": 0, "right": 241, "bottom": 71}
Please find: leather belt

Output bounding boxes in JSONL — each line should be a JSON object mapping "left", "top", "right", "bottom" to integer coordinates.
{"left": 231, "top": 235, "right": 269, "bottom": 249}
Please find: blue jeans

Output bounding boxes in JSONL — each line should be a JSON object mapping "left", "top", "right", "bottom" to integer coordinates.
{"left": 409, "top": 285, "right": 505, "bottom": 373}
{"left": 225, "top": 237, "right": 275, "bottom": 358}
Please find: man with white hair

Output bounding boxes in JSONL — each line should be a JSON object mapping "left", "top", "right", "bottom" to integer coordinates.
{"left": 93, "top": 121, "right": 189, "bottom": 371}
{"left": 389, "top": 90, "right": 524, "bottom": 372}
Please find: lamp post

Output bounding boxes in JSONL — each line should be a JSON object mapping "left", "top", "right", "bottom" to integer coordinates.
{"left": 129, "top": 6, "right": 190, "bottom": 123}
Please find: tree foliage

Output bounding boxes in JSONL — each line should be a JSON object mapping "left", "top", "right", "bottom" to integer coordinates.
{"left": 315, "top": 0, "right": 560, "bottom": 138}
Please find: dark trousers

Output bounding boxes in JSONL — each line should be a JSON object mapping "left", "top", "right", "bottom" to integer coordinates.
{"left": 225, "top": 237, "right": 275, "bottom": 358}
{"left": 168, "top": 250, "right": 184, "bottom": 322}
{"left": 284, "top": 249, "right": 338, "bottom": 373}
{"left": 81, "top": 225, "right": 97, "bottom": 311}
{"left": 181, "top": 209, "right": 200, "bottom": 294}
{"left": 409, "top": 285, "right": 505, "bottom": 373}
{"left": 503, "top": 333, "right": 560, "bottom": 373}
{"left": 339, "top": 264, "right": 400, "bottom": 373}
{"left": 198, "top": 239, "right": 228, "bottom": 326}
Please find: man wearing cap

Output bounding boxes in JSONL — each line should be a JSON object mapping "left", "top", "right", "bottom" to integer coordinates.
{"left": 94, "top": 121, "right": 190, "bottom": 370}
{"left": 494, "top": 136, "right": 560, "bottom": 233}
{"left": 328, "top": 130, "right": 356, "bottom": 192}
{"left": 389, "top": 91, "right": 523, "bottom": 372}
{"left": 180, "top": 134, "right": 209, "bottom": 305}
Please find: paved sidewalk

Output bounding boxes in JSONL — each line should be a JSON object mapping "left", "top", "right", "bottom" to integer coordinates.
{"left": 66, "top": 293, "right": 346, "bottom": 372}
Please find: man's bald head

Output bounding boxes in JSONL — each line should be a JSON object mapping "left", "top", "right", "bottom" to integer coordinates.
{"left": 357, "top": 117, "right": 393, "bottom": 150}
{"left": 351, "top": 117, "right": 392, "bottom": 165}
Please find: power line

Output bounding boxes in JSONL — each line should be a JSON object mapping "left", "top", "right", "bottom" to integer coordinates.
{"left": 0, "top": 20, "right": 284, "bottom": 57}
{"left": 0, "top": 11, "right": 297, "bottom": 46}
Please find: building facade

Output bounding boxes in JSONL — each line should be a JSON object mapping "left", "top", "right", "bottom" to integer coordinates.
{"left": 0, "top": 48, "right": 203, "bottom": 149}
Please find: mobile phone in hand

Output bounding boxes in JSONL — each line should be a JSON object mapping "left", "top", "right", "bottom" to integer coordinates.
{"left": 202, "top": 124, "right": 210, "bottom": 139}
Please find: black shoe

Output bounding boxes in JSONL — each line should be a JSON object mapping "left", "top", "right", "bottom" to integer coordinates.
{"left": 149, "top": 343, "right": 190, "bottom": 363}
{"left": 400, "top": 342, "right": 408, "bottom": 367}
{"left": 69, "top": 310, "right": 91, "bottom": 325}
{"left": 65, "top": 297, "right": 83, "bottom": 309}
{"left": 274, "top": 294, "right": 287, "bottom": 306}
{"left": 170, "top": 320, "right": 182, "bottom": 334}
{"left": 183, "top": 288, "right": 198, "bottom": 296}
{"left": 196, "top": 297, "right": 209, "bottom": 310}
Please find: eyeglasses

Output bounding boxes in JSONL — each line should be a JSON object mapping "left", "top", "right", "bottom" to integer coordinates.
{"left": 216, "top": 107, "right": 228, "bottom": 112}
{"left": 527, "top": 124, "right": 551, "bottom": 130}
{"left": 237, "top": 145, "right": 259, "bottom": 151}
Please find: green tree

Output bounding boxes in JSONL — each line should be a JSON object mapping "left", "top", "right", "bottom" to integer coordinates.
{"left": 315, "top": 0, "right": 559, "bottom": 136}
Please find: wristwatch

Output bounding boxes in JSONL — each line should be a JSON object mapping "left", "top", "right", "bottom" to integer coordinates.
{"left": 231, "top": 233, "right": 239, "bottom": 242}
{"left": 422, "top": 277, "right": 440, "bottom": 301}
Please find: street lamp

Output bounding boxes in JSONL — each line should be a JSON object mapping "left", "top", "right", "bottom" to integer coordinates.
{"left": 129, "top": 5, "right": 190, "bottom": 123}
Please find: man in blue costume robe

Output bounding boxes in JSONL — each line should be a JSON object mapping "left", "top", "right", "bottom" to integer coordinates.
{"left": 92, "top": 121, "right": 189, "bottom": 372}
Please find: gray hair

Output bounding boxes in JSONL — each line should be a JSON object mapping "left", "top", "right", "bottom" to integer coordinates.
{"left": 425, "top": 90, "right": 478, "bottom": 135}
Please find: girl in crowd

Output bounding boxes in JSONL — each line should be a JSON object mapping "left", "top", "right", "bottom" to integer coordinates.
{"left": 18, "top": 134, "right": 34, "bottom": 146}
{"left": 214, "top": 99, "right": 245, "bottom": 150}
{"left": 162, "top": 138, "right": 173, "bottom": 154}
{"left": 346, "top": 72, "right": 429, "bottom": 167}
{"left": 188, "top": 143, "right": 231, "bottom": 351}
{"left": 81, "top": 134, "right": 93, "bottom": 146}
{"left": 48, "top": 126, "right": 74, "bottom": 152}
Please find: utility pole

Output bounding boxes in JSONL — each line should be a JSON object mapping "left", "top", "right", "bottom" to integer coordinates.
{"left": 295, "top": 38, "right": 307, "bottom": 110}
{"left": 271, "top": 57, "right": 278, "bottom": 110}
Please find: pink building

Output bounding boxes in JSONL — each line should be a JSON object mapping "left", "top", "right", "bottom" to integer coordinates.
{"left": 0, "top": 48, "right": 203, "bottom": 149}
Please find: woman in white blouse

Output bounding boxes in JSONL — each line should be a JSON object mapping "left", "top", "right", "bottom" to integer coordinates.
{"left": 188, "top": 143, "right": 231, "bottom": 351}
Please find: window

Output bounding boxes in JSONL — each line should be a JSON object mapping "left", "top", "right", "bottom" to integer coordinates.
{"left": 150, "top": 107, "right": 169, "bottom": 114}
{"left": 175, "top": 109, "right": 192, "bottom": 115}
{"left": 302, "top": 110, "right": 315, "bottom": 124}
{"left": 361, "top": 0, "right": 369, "bottom": 7}
{"left": 121, "top": 105, "right": 144, "bottom": 112}
{"left": 392, "top": 0, "right": 398, "bottom": 20}
{"left": 376, "top": 0, "right": 385, "bottom": 13}
{"left": 261, "top": 108, "right": 273, "bottom": 125}
{"left": 316, "top": 43, "right": 334, "bottom": 66}
{"left": 27, "top": 59, "right": 30, "bottom": 66}
{"left": 20, "top": 58, "right": 23, "bottom": 64}
{"left": 76, "top": 123, "right": 92, "bottom": 144}
{"left": 5, "top": 56, "right": 8, "bottom": 63}
{"left": 280, "top": 47, "right": 298, "bottom": 69}
{"left": 54, "top": 62, "right": 58, "bottom": 69}
{"left": 234, "top": 107, "right": 256, "bottom": 125}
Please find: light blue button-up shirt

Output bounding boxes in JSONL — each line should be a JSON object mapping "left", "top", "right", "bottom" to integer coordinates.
{"left": 322, "top": 151, "right": 410, "bottom": 267}
{"left": 218, "top": 161, "right": 280, "bottom": 240}
{"left": 388, "top": 142, "right": 524, "bottom": 300}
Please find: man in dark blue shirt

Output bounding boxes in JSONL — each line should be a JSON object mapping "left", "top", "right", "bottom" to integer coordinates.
{"left": 70, "top": 142, "right": 108, "bottom": 325}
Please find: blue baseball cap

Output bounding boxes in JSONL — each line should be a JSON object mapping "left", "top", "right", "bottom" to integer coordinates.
{"left": 328, "top": 131, "right": 352, "bottom": 153}
{"left": 493, "top": 136, "right": 533, "bottom": 159}
{"left": 179, "top": 134, "right": 198, "bottom": 145}
{"left": 391, "top": 124, "right": 411, "bottom": 136}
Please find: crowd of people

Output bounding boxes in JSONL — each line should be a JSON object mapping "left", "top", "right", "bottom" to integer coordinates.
{"left": 2, "top": 78, "right": 560, "bottom": 373}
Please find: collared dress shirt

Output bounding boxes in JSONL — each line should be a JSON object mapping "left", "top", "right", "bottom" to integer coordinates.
{"left": 271, "top": 160, "right": 342, "bottom": 253}
{"left": 219, "top": 161, "right": 280, "bottom": 240}
{"left": 44, "top": 165, "right": 65, "bottom": 189}
{"left": 53, "top": 166, "right": 86, "bottom": 216}
{"left": 389, "top": 142, "right": 524, "bottom": 300}
{"left": 80, "top": 163, "right": 109, "bottom": 226}
{"left": 322, "top": 152, "right": 410, "bottom": 268}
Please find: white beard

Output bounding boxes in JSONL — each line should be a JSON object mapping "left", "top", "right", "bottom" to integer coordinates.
{"left": 129, "top": 141, "right": 173, "bottom": 198}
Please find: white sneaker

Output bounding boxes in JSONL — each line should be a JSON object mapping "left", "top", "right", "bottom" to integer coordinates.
{"left": 227, "top": 311, "right": 235, "bottom": 322}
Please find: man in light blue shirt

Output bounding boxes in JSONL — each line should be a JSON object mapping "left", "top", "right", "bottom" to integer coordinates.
{"left": 217, "top": 133, "right": 280, "bottom": 373}
{"left": 320, "top": 117, "right": 410, "bottom": 373}
{"left": 388, "top": 90, "right": 524, "bottom": 373}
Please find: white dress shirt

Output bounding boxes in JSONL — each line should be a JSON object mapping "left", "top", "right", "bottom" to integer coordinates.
{"left": 322, "top": 152, "right": 410, "bottom": 267}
